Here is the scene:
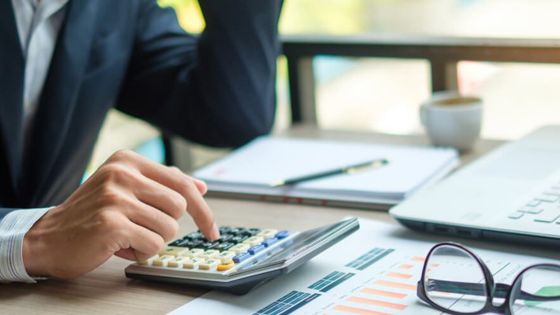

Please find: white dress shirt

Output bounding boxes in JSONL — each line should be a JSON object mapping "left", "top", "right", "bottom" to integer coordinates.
{"left": 0, "top": 0, "right": 68, "bottom": 283}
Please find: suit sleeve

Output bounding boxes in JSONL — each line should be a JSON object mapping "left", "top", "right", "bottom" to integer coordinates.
{"left": 116, "top": 0, "right": 283, "bottom": 148}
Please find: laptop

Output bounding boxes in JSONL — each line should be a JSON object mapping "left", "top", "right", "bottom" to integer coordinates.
{"left": 390, "top": 125, "right": 560, "bottom": 247}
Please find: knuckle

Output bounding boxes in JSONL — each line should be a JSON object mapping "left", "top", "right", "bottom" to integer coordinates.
{"left": 180, "top": 177, "right": 196, "bottom": 193}
{"left": 98, "top": 164, "right": 133, "bottom": 184}
{"left": 111, "top": 149, "right": 135, "bottom": 162}
{"left": 98, "top": 186, "right": 124, "bottom": 206}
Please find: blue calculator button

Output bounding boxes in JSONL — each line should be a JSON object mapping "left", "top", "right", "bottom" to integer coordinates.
{"left": 262, "top": 238, "right": 278, "bottom": 247}
{"left": 233, "top": 252, "right": 251, "bottom": 263}
{"left": 275, "top": 230, "right": 289, "bottom": 239}
{"left": 248, "top": 244, "right": 266, "bottom": 255}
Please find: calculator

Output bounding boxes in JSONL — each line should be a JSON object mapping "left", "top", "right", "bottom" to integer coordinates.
{"left": 125, "top": 217, "right": 359, "bottom": 294}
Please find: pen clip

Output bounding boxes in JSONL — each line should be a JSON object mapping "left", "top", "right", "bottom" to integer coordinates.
{"left": 346, "top": 159, "right": 388, "bottom": 175}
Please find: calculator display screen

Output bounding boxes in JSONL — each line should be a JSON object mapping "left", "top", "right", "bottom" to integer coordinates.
{"left": 235, "top": 218, "right": 358, "bottom": 274}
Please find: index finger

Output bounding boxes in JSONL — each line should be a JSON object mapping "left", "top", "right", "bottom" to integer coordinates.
{"left": 182, "top": 179, "right": 219, "bottom": 241}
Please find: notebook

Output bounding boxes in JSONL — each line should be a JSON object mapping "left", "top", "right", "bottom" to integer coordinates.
{"left": 194, "top": 137, "right": 459, "bottom": 210}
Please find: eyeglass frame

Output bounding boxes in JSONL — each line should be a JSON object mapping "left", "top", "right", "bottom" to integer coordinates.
{"left": 417, "top": 242, "right": 560, "bottom": 315}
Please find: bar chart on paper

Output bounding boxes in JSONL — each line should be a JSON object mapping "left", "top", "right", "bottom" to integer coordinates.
{"left": 169, "top": 220, "right": 548, "bottom": 315}
{"left": 251, "top": 247, "right": 422, "bottom": 315}
{"left": 323, "top": 251, "right": 425, "bottom": 315}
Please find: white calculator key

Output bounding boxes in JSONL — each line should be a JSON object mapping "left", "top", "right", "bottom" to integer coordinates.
{"left": 229, "top": 244, "right": 250, "bottom": 254}
{"left": 243, "top": 236, "right": 264, "bottom": 247}
{"left": 217, "top": 251, "right": 236, "bottom": 264}
{"left": 257, "top": 229, "right": 278, "bottom": 239}
{"left": 137, "top": 255, "right": 159, "bottom": 265}
{"left": 152, "top": 255, "right": 174, "bottom": 267}
{"left": 199, "top": 259, "right": 220, "bottom": 271}
{"left": 159, "top": 246, "right": 189, "bottom": 257}
{"left": 167, "top": 256, "right": 189, "bottom": 268}
{"left": 183, "top": 257, "right": 203, "bottom": 269}
{"left": 204, "top": 250, "right": 221, "bottom": 258}
{"left": 186, "top": 249, "right": 205, "bottom": 257}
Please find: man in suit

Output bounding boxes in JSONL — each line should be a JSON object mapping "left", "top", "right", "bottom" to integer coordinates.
{"left": 0, "top": 0, "right": 282, "bottom": 282}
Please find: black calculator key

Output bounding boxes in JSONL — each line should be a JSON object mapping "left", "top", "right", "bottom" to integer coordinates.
{"left": 168, "top": 239, "right": 182, "bottom": 247}
{"left": 187, "top": 232, "right": 204, "bottom": 240}
{"left": 198, "top": 241, "right": 221, "bottom": 250}
{"left": 230, "top": 235, "right": 249, "bottom": 243}
{"left": 238, "top": 228, "right": 260, "bottom": 236}
{"left": 170, "top": 238, "right": 191, "bottom": 247}
{"left": 219, "top": 226, "right": 233, "bottom": 234}
{"left": 217, "top": 234, "right": 234, "bottom": 242}
{"left": 228, "top": 228, "right": 242, "bottom": 235}
{"left": 248, "top": 228, "right": 261, "bottom": 235}
{"left": 214, "top": 242, "right": 235, "bottom": 251}
{"left": 188, "top": 240, "right": 205, "bottom": 248}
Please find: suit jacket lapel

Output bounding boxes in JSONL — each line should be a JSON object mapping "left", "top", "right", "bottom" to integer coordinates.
{"left": 22, "top": 0, "right": 99, "bottom": 204}
{"left": 0, "top": 0, "right": 25, "bottom": 196}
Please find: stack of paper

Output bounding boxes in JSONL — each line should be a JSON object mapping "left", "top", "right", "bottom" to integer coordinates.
{"left": 194, "top": 137, "right": 459, "bottom": 209}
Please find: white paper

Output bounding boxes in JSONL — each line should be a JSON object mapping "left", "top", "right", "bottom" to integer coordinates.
{"left": 194, "top": 137, "right": 459, "bottom": 200}
{"left": 169, "top": 219, "right": 557, "bottom": 315}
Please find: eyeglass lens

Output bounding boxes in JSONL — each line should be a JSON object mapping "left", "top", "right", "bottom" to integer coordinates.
{"left": 509, "top": 265, "right": 560, "bottom": 315}
{"left": 424, "top": 244, "right": 487, "bottom": 313}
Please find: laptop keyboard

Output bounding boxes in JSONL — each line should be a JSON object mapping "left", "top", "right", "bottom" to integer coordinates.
{"left": 508, "top": 181, "right": 560, "bottom": 223}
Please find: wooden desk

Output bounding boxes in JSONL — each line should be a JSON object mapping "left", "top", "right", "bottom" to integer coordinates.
{"left": 0, "top": 130, "right": 527, "bottom": 315}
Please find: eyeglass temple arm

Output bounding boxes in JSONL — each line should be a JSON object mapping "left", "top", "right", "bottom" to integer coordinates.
{"left": 427, "top": 280, "right": 560, "bottom": 302}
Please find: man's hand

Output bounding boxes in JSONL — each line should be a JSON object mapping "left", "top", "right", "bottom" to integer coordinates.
{"left": 22, "top": 150, "right": 219, "bottom": 278}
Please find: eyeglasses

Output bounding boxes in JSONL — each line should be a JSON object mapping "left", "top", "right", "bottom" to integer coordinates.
{"left": 417, "top": 242, "right": 560, "bottom": 315}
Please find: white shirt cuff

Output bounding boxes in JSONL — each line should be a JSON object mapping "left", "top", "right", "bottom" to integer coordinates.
{"left": 0, "top": 208, "right": 51, "bottom": 283}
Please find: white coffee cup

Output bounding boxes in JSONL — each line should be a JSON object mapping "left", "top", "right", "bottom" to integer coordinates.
{"left": 420, "top": 91, "right": 483, "bottom": 151}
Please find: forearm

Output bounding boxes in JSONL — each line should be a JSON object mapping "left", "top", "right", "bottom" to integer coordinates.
{"left": 117, "top": 0, "right": 283, "bottom": 148}
{"left": 188, "top": 0, "right": 283, "bottom": 146}
{"left": 0, "top": 208, "right": 50, "bottom": 283}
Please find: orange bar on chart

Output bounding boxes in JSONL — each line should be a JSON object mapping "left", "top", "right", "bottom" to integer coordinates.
{"left": 374, "top": 279, "right": 417, "bottom": 291}
{"left": 386, "top": 272, "right": 413, "bottom": 280}
{"left": 347, "top": 296, "right": 407, "bottom": 310}
{"left": 399, "top": 263, "right": 414, "bottom": 269}
{"left": 333, "top": 305, "right": 391, "bottom": 315}
{"left": 411, "top": 256, "right": 426, "bottom": 262}
{"left": 360, "top": 288, "right": 407, "bottom": 299}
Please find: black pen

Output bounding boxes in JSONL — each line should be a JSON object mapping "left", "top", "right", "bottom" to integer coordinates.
{"left": 270, "top": 158, "right": 389, "bottom": 188}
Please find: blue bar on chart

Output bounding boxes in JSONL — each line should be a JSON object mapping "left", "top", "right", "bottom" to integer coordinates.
{"left": 346, "top": 248, "right": 395, "bottom": 270}
{"left": 308, "top": 271, "right": 355, "bottom": 292}
{"left": 253, "top": 291, "right": 321, "bottom": 315}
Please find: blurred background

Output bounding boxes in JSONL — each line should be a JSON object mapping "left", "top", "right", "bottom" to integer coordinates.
{"left": 88, "top": 0, "right": 560, "bottom": 175}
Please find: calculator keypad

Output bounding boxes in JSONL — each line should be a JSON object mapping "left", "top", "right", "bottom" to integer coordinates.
{"left": 137, "top": 227, "right": 288, "bottom": 273}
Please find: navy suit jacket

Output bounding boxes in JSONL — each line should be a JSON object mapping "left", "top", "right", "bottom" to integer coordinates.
{"left": 0, "top": 0, "right": 282, "bottom": 216}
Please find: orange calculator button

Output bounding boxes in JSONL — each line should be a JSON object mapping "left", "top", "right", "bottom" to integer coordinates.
{"left": 217, "top": 263, "right": 235, "bottom": 271}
